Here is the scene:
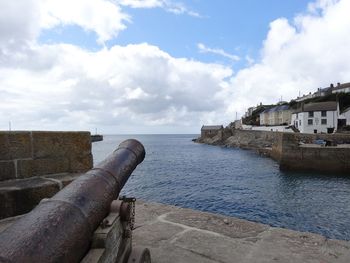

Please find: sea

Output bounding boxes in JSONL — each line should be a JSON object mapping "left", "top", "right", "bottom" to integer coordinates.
{"left": 92, "top": 134, "right": 350, "bottom": 241}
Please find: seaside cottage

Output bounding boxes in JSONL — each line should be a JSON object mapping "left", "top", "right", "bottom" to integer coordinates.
{"left": 201, "top": 125, "right": 223, "bottom": 138}
{"left": 291, "top": 101, "right": 338, "bottom": 134}
{"left": 259, "top": 105, "right": 291, "bottom": 126}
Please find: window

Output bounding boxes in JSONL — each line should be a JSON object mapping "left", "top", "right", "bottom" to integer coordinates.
{"left": 321, "top": 111, "right": 327, "bottom": 117}
{"left": 308, "top": 119, "right": 313, "bottom": 125}
{"left": 299, "top": 120, "right": 301, "bottom": 126}
{"left": 308, "top": 111, "right": 314, "bottom": 117}
{"left": 321, "top": 119, "right": 327, "bottom": 125}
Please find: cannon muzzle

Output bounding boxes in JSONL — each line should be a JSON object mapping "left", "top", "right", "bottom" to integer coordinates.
{"left": 0, "top": 139, "right": 145, "bottom": 263}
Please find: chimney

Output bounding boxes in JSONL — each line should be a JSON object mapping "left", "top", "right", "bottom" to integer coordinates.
{"left": 330, "top": 83, "right": 334, "bottom": 88}
{"left": 337, "top": 82, "right": 340, "bottom": 87}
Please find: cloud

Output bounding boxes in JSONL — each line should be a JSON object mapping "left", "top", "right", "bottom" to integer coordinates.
{"left": 40, "top": 0, "right": 130, "bottom": 44}
{"left": 2, "top": 0, "right": 350, "bottom": 133}
{"left": 0, "top": 0, "right": 130, "bottom": 46}
{"left": 226, "top": 0, "right": 350, "bottom": 116}
{"left": 0, "top": 0, "right": 41, "bottom": 47}
{"left": 0, "top": 42, "right": 232, "bottom": 132}
{"left": 117, "top": 0, "right": 200, "bottom": 17}
{"left": 197, "top": 43, "right": 240, "bottom": 62}
{"left": 0, "top": 0, "right": 198, "bottom": 49}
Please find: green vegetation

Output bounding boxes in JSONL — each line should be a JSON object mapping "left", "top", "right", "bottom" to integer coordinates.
{"left": 242, "top": 104, "right": 274, "bottom": 125}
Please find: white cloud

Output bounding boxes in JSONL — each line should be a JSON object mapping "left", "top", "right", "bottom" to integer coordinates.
{"left": 0, "top": 42, "right": 232, "bottom": 132}
{"left": 117, "top": 0, "right": 200, "bottom": 17}
{"left": 40, "top": 0, "right": 130, "bottom": 44}
{"left": 198, "top": 43, "right": 240, "bottom": 62}
{"left": 0, "top": 0, "right": 130, "bottom": 46}
{"left": 226, "top": 0, "right": 350, "bottom": 116}
{"left": 2, "top": 0, "right": 350, "bottom": 132}
{"left": 0, "top": 0, "right": 41, "bottom": 47}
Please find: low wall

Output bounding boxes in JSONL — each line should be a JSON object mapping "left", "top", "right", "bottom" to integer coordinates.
{"left": 0, "top": 131, "right": 93, "bottom": 181}
{"left": 272, "top": 132, "right": 350, "bottom": 173}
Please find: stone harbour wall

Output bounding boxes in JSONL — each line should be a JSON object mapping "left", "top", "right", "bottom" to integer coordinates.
{"left": 196, "top": 129, "right": 350, "bottom": 174}
{"left": 0, "top": 131, "right": 93, "bottom": 181}
{"left": 272, "top": 132, "right": 350, "bottom": 173}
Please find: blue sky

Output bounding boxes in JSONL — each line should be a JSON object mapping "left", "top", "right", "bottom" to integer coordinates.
{"left": 1, "top": 0, "right": 350, "bottom": 133}
{"left": 39, "top": 0, "right": 311, "bottom": 67}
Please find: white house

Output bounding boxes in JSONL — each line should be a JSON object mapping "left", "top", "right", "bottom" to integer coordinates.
{"left": 291, "top": 101, "right": 338, "bottom": 134}
{"left": 338, "top": 106, "right": 350, "bottom": 127}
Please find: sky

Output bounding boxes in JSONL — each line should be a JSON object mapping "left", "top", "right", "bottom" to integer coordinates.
{"left": 1, "top": 0, "right": 350, "bottom": 134}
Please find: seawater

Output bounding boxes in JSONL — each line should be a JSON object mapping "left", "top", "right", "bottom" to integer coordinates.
{"left": 92, "top": 134, "right": 350, "bottom": 240}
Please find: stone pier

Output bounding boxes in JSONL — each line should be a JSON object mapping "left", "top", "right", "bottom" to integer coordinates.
{"left": 133, "top": 201, "right": 350, "bottom": 263}
{"left": 1, "top": 200, "right": 349, "bottom": 262}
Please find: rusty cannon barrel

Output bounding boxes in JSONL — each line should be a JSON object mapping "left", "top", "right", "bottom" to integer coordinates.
{"left": 0, "top": 139, "right": 145, "bottom": 263}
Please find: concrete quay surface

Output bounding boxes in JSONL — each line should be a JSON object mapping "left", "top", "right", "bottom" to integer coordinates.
{"left": 133, "top": 201, "right": 350, "bottom": 263}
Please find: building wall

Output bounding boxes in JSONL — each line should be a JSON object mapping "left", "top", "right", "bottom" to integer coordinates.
{"left": 291, "top": 110, "right": 337, "bottom": 134}
{"left": 260, "top": 112, "right": 267, "bottom": 125}
{"left": 280, "top": 110, "right": 292, "bottom": 125}
{"left": 260, "top": 110, "right": 291, "bottom": 126}
{"left": 0, "top": 131, "right": 93, "bottom": 181}
{"left": 338, "top": 110, "right": 350, "bottom": 125}
{"left": 201, "top": 129, "right": 221, "bottom": 138}
{"left": 332, "top": 87, "right": 350, "bottom": 94}
{"left": 252, "top": 126, "right": 293, "bottom": 132}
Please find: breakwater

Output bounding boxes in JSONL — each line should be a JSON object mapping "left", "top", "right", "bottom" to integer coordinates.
{"left": 2, "top": 200, "right": 350, "bottom": 263}
{"left": 195, "top": 129, "right": 350, "bottom": 174}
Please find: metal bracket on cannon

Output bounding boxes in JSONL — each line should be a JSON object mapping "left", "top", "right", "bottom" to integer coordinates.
{"left": 81, "top": 197, "right": 151, "bottom": 263}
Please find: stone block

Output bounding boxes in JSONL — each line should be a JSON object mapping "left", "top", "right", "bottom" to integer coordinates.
{"left": 0, "top": 132, "right": 32, "bottom": 160}
{"left": 17, "top": 158, "right": 70, "bottom": 178}
{"left": 0, "top": 177, "right": 60, "bottom": 219}
{"left": 32, "top": 131, "right": 91, "bottom": 159}
{"left": 0, "top": 161, "right": 16, "bottom": 181}
{"left": 69, "top": 153, "right": 93, "bottom": 172}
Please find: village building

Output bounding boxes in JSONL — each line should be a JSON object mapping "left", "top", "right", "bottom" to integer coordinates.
{"left": 201, "top": 125, "right": 223, "bottom": 138}
{"left": 295, "top": 92, "right": 314, "bottom": 102}
{"left": 331, "top": 82, "right": 350, "bottom": 94}
{"left": 259, "top": 105, "right": 291, "bottom": 126}
{"left": 338, "top": 106, "right": 350, "bottom": 128}
{"left": 291, "top": 101, "right": 338, "bottom": 134}
{"left": 313, "top": 86, "right": 332, "bottom": 97}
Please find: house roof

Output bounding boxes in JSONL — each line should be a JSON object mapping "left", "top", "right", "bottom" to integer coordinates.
{"left": 201, "top": 125, "right": 223, "bottom": 131}
{"left": 260, "top": 105, "right": 290, "bottom": 114}
{"left": 293, "top": 101, "right": 337, "bottom": 113}
{"left": 333, "top": 82, "right": 350, "bottom": 91}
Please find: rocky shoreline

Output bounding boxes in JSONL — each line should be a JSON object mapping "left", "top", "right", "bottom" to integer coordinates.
{"left": 194, "top": 129, "right": 275, "bottom": 156}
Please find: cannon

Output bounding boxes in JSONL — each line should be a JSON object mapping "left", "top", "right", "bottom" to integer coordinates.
{"left": 0, "top": 139, "right": 151, "bottom": 263}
